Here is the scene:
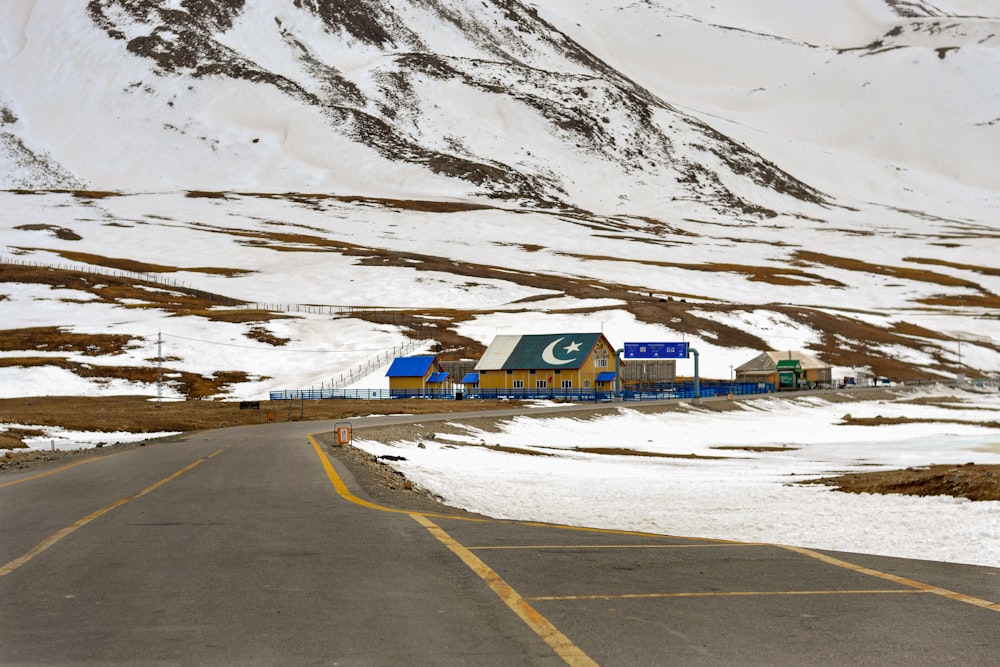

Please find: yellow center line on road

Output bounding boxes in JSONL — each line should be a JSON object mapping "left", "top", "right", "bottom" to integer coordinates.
{"left": 527, "top": 589, "right": 930, "bottom": 602}
{"left": 307, "top": 434, "right": 490, "bottom": 521}
{"left": 781, "top": 545, "right": 1000, "bottom": 613}
{"left": 470, "top": 543, "right": 758, "bottom": 550}
{"left": 0, "top": 456, "right": 106, "bottom": 489}
{"left": 516, "top": 520, "right": 746, "bottom": 543}
{"left": 413, "top": 514, "right": 599, "bottom": 667}
{"left": 309, "top": 434, "right": 597, "bottom": 666}
{"left": 0, "top": 450, "right": 223, "bottom": 577}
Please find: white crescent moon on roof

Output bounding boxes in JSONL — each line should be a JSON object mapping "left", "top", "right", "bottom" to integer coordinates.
{"left": 541, "top": 337, "right": 576, "bottom": 365}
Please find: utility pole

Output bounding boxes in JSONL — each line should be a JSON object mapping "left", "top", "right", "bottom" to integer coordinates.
{"left": 157, "top": 330, "right": 163, "bottom": 402}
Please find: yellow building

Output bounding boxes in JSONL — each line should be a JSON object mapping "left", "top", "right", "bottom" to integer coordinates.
{"left": 473, "top": 333, "right": 617, "bottom": 396}
{"left": 385, "top": 355, "right": 452, "bottom": 397}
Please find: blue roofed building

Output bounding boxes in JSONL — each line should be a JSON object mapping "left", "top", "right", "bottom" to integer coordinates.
{"left": 385, "top": 355, "right": 452, "bottom": 397}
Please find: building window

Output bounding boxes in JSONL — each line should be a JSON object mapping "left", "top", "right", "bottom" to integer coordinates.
{"left": 596, "top": 358, "right": 608, "bottom": 368}
{"left": 561, "top": 380, "right": 573, "bottom": 389}
{"left": 583, "top": 379, "right": 591, "bottom": 388}
{"left": 536, "top": 380, "right": 547, "bottom": 389}
{"left": 512, "top": 380, "right": 524, "bottom": 389}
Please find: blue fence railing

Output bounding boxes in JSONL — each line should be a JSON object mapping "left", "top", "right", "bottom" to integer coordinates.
{"left": 269, "top": 389, "right": 394, "bottom": 400}
{"left": 269, "top": 382, "right": 776, "bottom": 402}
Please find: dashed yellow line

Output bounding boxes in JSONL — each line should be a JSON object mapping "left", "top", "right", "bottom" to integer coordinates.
{"left": 470, "top": 543, "right": 756, "bottom": 551}
{"left": 516, "top": 521, "right": 745, "bottom": 543}
{"left": 528, "top": 589, "right": 928, "bottom": 602}
{"left": 0, "top": 456, "right": 104, "bottom": 489}
{"left": 781, "top": 545, "right": 1000, "bottom": 613}
{"left": 413, "top": 514, "right": 599, "bottom": 667}
{"left": 309, "top": 434, "right": 597, "bottom": 667}
{"left": 0, "top": 450, "right": 222, "bottom": 577}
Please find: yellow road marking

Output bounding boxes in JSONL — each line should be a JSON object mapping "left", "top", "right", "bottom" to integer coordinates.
{"left": 517, "top": 521, "right": 744, "bottom": 542}
{"left": 310, "top": 434, "right": 597, "bottom": 666}
{"left": 308, "top": 436, "right": 413, "bottom": 513}
{"left": 0, "top": 450, "right": 222, "bottom": 577}
{"left": 0, "top": 456, "right": 105, "bottom": 489}
{"left": 308, "top": 435, "right": 1000, "bottom": 648}
{"left": 471, "top": 543, "right": 757, "bottom": 551}
{"left": 307, "top": 435, "right": 489, "bottom": 521}
{"left": 413, "top": 514, "right": 599, "bottom": 667}
{"left": 528, "top": 589, "right": 928, "bottom": 602}
{"left": 781, "top": 545, "right": 1000, "bottom": 613}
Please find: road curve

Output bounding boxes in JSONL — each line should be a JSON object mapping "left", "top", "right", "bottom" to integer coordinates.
{"left": 2, "top": 409, "right": 999, "bottom": 666}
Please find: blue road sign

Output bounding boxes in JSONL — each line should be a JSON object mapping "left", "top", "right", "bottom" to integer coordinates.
{"left": 623, "top": 342, "right": 689, "bottom": 359}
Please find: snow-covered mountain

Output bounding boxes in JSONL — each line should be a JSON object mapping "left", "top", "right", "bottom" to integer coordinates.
{"left": 1, "top": 0, "right": 998, "bottom": 398}
{"left": 3, "top": 0, "right": 998, "bottom": 213}
{"left": 3, "top": 0, "right": 835, "bottom": 214}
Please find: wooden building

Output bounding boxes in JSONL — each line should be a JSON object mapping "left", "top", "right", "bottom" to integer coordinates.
{"left": 735, "top": 351, "right": 832, "bottom": 390}
{"left": 473, "top": 333, "right": 617, "bottom": 394}
{"left": 385, "top": 355, "right": 452, "bottom": 397}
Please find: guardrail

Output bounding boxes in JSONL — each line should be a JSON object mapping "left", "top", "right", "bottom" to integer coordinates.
{"left": 269, "top": 381, "right": 778, "bottom": 402}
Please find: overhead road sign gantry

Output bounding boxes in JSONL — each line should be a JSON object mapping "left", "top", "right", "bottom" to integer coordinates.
{"left": 616, "top": 342, "right": 701, "bottom": 401}
{"left": 623, "top": 342, "right": 689, "bottom": 359}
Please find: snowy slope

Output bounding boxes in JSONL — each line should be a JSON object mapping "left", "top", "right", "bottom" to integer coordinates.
{"left": 1, "top": 1, "right": 999, "bottom": 399}
{"left": 0, "top": 1, "right": 996, "bottom": 216}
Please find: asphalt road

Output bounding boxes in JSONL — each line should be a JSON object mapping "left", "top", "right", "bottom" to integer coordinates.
{"left": 2, "top": 408, "right": 999, "bottom": 666}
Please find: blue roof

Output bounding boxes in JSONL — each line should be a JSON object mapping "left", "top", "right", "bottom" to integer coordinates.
{"left": 596, "top": 372, "right": 616, "bottom": 382}
{"left": 461, "top": 372, "right": 479, "bottom": 384}
{"left": 386, "top": 355, "right": 437, "bottom": 378}
{"left": 427, "top": 372, "right": 449, "bottom": 383}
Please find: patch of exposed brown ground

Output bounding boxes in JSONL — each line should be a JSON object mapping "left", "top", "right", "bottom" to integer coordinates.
{"left": 804, "top": 463, "right": 1000, "bottom": 502}
{"left": 0, "top": 394, "right": 519, "bottom": 444}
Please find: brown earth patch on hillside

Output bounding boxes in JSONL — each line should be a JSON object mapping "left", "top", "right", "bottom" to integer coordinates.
{"left": 714, "top": 445, "right": 798, "bottom": 452}
{"left": 478, "top": 444, "right": 553, "bottom": 456}
{"left": 792, "top": 250, "right": 985, "bottom": 290}
{"left": 839, "top": 414, "right": 1000, "bottom": 428}
{"left": 918, "top": 292, "right": 1000, "bottom": 309}
{"left": 0, "top": 359, "right": 253, "bottom": 399}
{"left": 574, "top": 446, "right": 729, "bottom": 459}
{"left": 72, "top": 190, "right": 120, "bottom": 199}
{"left": 34, "top": 249, "right": 251, "bottom": 277}
{"left": 772, "top": 305, "right": 968, "bottom": 380}
{"left": 0, "top": 262, "right": 248, "bottom": 313}
{"left": 905, "top": 257, "right": 1000, "bottom": 277}
{"left": 14, "top": 224, "right": 82, "bottom": 241}
{"left": 560, "top": 251, "right": 845, "bottom": 288}
{"left": 803, "top": 463, "right": 1000, "bottom": 502}
{"left": 0, "top": 326, "right": 137, "bottom": 356}
{"left": 1, "top": 262, "right": 290, "bottom": 342}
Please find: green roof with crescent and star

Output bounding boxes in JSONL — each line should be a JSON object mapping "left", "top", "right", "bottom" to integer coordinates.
{"left": 475, "top": 333, "right": 604, "bottom": 371}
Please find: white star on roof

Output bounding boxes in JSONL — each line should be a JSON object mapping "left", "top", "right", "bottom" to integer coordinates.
{"left": 564, "top": 341, "right": 582, "bottom": 355}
